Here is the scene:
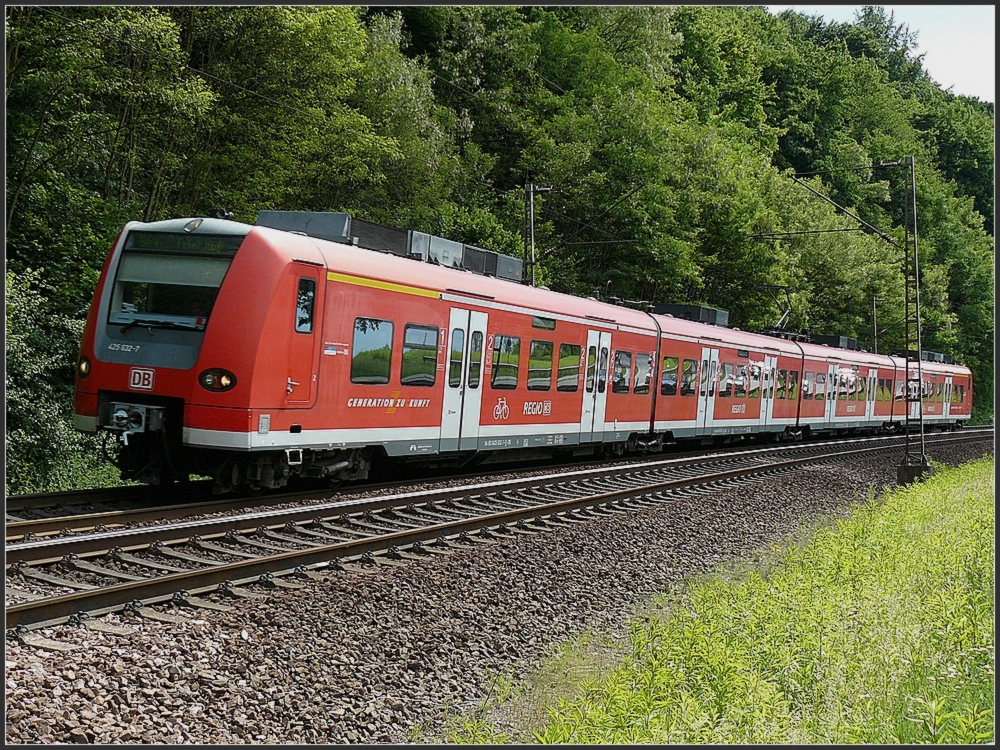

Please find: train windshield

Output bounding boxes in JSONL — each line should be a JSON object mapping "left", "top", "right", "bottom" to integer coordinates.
{"left": 107, "top": 230, "right": 246, "bottom": 330}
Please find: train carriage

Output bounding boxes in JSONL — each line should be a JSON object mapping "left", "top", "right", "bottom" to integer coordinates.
{"left": 72, "top": 215, "right": 973, "bottom": 493}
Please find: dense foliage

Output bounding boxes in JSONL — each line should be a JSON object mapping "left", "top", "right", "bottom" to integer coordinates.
{"left": 5, "top": 5, "right": 994, "bottom": 492}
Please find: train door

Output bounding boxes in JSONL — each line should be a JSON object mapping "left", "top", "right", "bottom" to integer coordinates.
{"left": 696, "top": 347, "right": 720, "bottom": 433}
{"left": 825, "top": 363, "right": 838, "bottom": 425}
{"left": 760, "top": 355, "right": 777, "bottom": 428}
{"left": 866, "top": 369, "right": 877, "bottom": 423}
{"left": 286, "top": 265, "right": 322, "bottom": 407}
{"left": 441, "top": 308, "right": 489, "bottom": 451}
{"left": 580, "top": 330, "right": 612, "bottom": 443}
{"left": 943, "top": 376, "right": 953, "bottom": 418}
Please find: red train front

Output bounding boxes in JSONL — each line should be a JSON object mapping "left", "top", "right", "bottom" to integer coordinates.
{"left": 73, "top": 217, "right": 354, "bottom": 492}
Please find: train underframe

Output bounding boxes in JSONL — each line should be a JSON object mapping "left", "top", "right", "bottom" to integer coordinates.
{"left": 97, "top": 394, "right": 964, "bottom": 494}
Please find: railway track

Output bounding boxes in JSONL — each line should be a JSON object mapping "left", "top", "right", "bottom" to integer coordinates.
{"left": 6, "top": 427, "right": 986, "bottom": 536}
{"left": 6, "top": 429, "right": 992, "bottom": 645}
{"left": 5, "top": 448, "right": 726, "bottom": 532}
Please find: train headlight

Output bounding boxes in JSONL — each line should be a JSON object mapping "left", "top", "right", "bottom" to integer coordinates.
{"left": 77, "top": 355, "right": 91, "bottom": 379}
{"left": 199, "top": 368, "right": 237, "bottom": 392}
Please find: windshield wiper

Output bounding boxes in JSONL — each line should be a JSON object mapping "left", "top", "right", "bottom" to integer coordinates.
{"left": 120, "top": 318, "right": 204, "bottom": 333}
{"left": 120, "top": 318, "right": 156, "bottom": 333}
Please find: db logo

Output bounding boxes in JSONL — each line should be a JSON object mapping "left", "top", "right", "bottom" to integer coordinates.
{"left": 129, "top": 368, "right": 155, "bottom": 390}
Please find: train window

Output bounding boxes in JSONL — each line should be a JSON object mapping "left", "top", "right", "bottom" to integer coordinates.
{"left": 801, "top": 372, "right": 813, "bottom": 400}
{"left": 787, "top": 371, "right": 799, "bottom": 400}
{"left": 531, "top": 316, "right": 556, "bottom": 331}
{"left": 735, "top": 365, "right": 747, "bottom": 397}
{"left": 749, "top": 364, "right": 761, "bottom": 398}
{"left": 708, "top": 360, "right": 718, "bottom": 397}
{"left": 719, "top": 363, "right": 734, "bottom": 398}
{"left": 295, "top": 278, "right": 316, "bottom": 333}
{"left": 837, "top": 373, "right": 846, "bottom": 401}
{"left": 895, "top": 380, "right": 905, "bottom": 401}
{"left": 958, "top": 384, "right": 965, "bottom": 403}
{"left": 938, "top": 383, "right": 945, "bottom": 402}
{"left": 528, "top": 340, "right": 554, "bottom": 391}
{"left": 661, "top": 356, "right": 679, "bottom": 396}
{"left": 776, "top": 369, "right": 788, "bottom": 399}
{"left": 877, "top": 378, "right": 885, "bottom": 401}
{"left": 597, "top": 348, "right": 609, "bottom": 394}
{"left": 448, "top": 329, "right": 465, "bottom": 388}
{"left": 468, "top": 331, "right": 483, "bottom": 389}
{"left": 814, "top": 373, "right": 826, "bottom": 400}
{"left": 681, "top": 359, "right": 698, "bottom": 396}
{"left": 612, "top": 351, "right": 632, "bottom": 394}
{"left": 557, "top": 344, "right": 581, "bottom": 392}
{"left": 351, "top": 318, "right": 394, "bottom": 385}
{"left": 401, "top": 325, "right": 439, "bottom": 387}
{"left": 491, "top": 335, "right": 521, "bottom": 390}
{"left": 634, "top": 353, "right": 651, "bottom": 395}
{"left": 585, "top": 346, "right": 597, "bottom": 393}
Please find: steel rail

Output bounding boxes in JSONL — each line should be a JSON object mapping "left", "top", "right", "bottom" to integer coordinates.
{"left": 7, "top": 429, "right": 989, "bottom": 552}
{"left": 4, "top": 439, "right": 876, "bottom": 563}
{"left": 5, "top": 481, "right": 215, "bottom": 513}
{"left": 4, "top": 445, "right": 741, "bottom": 533}
{"left": 3, "top": 438, "right": 944, "bottom": 630}
{"left": 8, "top": 427, "right": 988, "bottom": 532}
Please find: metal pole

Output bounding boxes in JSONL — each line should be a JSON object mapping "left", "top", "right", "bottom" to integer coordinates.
{"left": 908, "top": 155, "right": 926, "bottom": 464}
{"left": 529, "top": 182, "right": 536, "bottom": 287}
{"left": 524, "top": 182, "right": 551, "bottom": 288}
{"left": 871, "top": 296, "right": 884, "bottom": 354}
{"left": 897, "top": 155, "right": 931, "bottom": 484}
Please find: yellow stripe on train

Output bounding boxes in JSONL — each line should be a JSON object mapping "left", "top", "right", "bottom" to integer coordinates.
{"left": 326, "top": 271, "right": 440, "bottom": 299}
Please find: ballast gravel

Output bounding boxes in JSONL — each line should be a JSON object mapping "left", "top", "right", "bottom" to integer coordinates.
{"left": 5, "top": 441, "right": 992, "bottom": 744}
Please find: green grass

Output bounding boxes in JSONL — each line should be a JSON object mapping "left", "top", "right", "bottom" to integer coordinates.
{"left": 447, "top": 456, "right": 995, "bottom": 744}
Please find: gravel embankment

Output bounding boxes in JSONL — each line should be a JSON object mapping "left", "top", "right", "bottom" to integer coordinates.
{"left": 5, "top": 441, "right": 991, "bottom": 744}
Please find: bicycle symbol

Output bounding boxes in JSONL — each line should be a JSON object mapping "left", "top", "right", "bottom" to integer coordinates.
{"left": 493, "top": 397, "right": 510, "bottom": 421}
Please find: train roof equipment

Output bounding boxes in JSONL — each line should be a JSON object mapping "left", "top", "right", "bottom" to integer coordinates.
{"left": 255, "top": 210, "right": 524, "bottom": 283}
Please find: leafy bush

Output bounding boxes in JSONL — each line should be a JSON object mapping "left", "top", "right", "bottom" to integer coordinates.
{"left": 5, "top": 269, "right": 121, "bottom": 494}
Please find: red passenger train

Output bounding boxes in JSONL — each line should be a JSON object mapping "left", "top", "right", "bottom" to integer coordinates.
{"left": 72, "top": 216, "right": 973, "bottom": 493}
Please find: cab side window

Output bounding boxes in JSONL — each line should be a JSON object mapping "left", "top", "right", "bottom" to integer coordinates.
{"left": 295, "top": 278, "right": 316, "bottom": 333}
